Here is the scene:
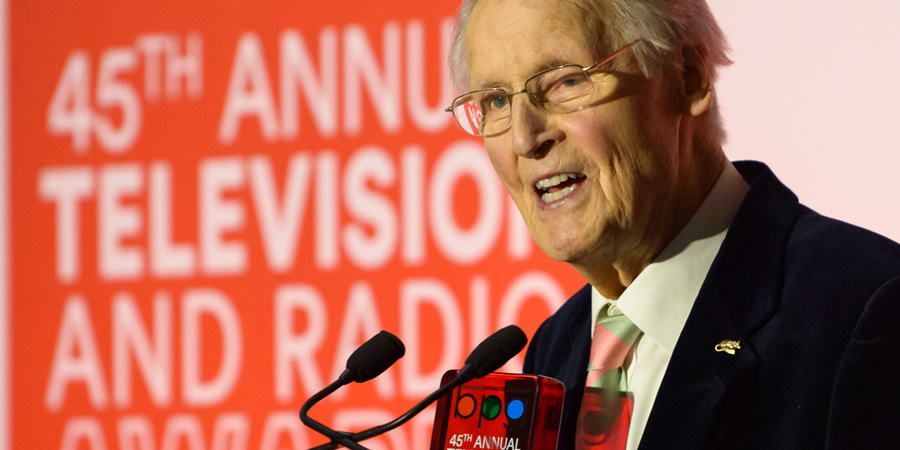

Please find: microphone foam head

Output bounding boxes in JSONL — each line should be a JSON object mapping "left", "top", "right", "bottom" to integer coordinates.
{"left": 345, "top": 330, "right": 405, "bottom": 383}
{"left": 464, "top": 325, "right": 527, "bottom": 379}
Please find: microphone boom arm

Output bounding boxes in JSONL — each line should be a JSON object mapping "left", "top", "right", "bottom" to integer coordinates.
{"left": 309, "top": 364, "right": 477, "bottom": 450}
{"left": 300, "top": 369, "right": 369, "bottom": 450}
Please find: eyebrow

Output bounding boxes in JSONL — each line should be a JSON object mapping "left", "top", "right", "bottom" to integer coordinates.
{"left": 540, "top": 57, "right": 579, "bottom": 70}
{"left": 471, "top": 57, "right": 587, "bottom": 90}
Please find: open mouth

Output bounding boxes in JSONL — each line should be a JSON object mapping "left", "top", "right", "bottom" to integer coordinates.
{"left": 535, "top": 172, "right": 585, "bottom": 203}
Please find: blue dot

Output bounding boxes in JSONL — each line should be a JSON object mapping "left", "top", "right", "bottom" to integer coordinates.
{"left": 506, "top": 399, "right": 524, "bottom": 419}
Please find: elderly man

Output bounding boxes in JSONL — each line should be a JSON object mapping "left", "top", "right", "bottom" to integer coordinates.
{"left": 445, "top": 0, "right": 900, "bottom": 448}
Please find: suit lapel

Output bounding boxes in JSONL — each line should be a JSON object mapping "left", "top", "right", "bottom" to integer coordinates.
{"left": 560, "top": 285, "right": 593, "bottom": 447}
{"left": 639, "top": 162, "right": 802, "bottom": 447}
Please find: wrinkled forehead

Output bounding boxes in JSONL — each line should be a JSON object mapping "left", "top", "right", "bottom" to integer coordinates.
{"left": 465, "top": 0, "right": 601, "bottom": 89}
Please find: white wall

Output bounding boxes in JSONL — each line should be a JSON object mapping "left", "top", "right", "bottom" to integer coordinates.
{"left": 712, "top": 1, "right": 900, "bottom": 241}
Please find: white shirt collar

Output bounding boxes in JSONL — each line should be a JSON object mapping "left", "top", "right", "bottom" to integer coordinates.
{"left": 591, "top": 162, "right": 749, "bottom": 353}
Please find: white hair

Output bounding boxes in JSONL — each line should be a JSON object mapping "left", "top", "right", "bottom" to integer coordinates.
{"left": 449, "top": 0, "right": 733, "bottom": 145}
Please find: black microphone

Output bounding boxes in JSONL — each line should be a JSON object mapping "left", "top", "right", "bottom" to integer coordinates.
{"left": 300, "top": 330, "right": 405, "bottom": 450}
{"left": 456, "top": 325, "right": 528, "bottom": 383}
{"left": 310, "top": 325, "right": 528, "bottom": 449}
{"left": 344, "top": 330, "right": 406, "bottom": 383}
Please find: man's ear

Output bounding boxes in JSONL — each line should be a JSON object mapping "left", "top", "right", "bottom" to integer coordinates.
{"left": 681, "top": 44, "right": 713, "bottom": 116}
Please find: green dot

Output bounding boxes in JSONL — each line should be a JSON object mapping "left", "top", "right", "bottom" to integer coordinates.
{"left": 482, "top": 395, "right": 502, "bottom": 420}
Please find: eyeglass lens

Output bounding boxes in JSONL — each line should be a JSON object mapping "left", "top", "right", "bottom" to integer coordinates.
{"left": 451, "top": 65, "right": 595, "bottom": 137}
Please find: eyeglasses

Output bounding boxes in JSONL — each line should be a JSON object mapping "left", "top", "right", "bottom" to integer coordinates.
{"left": 445, "top": 43, "right": 635, "bottom": 137}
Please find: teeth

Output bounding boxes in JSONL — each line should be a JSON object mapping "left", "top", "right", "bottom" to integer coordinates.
{"left": 541, "top": 185, "right": 577, "bottom": 203}
{"left": 535, "top": 173, "right": 581, "bottom": 190}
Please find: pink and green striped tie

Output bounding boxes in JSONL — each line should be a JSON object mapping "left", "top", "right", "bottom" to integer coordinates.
{"left": 576, "top": 307, "right": 642, "bottom": 450}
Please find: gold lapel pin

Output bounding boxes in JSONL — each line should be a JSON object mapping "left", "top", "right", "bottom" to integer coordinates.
{"left": 715, "top": 340, "right": 741, "bottom": 355}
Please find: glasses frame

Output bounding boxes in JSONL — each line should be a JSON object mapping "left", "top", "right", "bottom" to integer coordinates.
{"left": 445, "top": 42, "right": 636, "bottom": 137}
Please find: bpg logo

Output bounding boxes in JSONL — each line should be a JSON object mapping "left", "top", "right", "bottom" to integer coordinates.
{"left": 452, "top": 387, "right": 527, "bottom": 429}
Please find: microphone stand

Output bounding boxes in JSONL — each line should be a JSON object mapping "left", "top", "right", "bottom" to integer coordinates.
{"left": 309, "top": 365, "right": 478, "bottom": 450}
{"left": 304, "top": 326, "right": 525, "bottom": 449}
{"left": 300, "top": 369, "right": 369, "bottom": 450}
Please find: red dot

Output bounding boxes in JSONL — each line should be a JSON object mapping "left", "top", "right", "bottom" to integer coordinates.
{"left": 458, "top": 396, "right": 476, "bottom": 416}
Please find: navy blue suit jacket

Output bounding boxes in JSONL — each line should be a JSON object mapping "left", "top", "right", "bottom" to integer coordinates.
{"left": 523, "top": 161, "right": 900, "bottom": 449}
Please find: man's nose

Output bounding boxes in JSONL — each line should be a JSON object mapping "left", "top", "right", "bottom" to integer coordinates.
{"left": 508, "top": 96, "right": 560, "bottom": 159}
